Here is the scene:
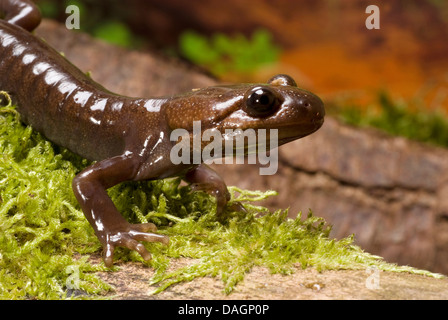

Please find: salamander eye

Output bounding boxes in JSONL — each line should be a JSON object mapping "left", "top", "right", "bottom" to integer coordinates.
{"left": 244, "top": 87, "right": 280, "bottom": 117}
{"left": 268, "top": 74, "right": 297, "bottom": 87}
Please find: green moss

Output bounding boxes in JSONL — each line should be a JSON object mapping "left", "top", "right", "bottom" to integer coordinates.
{"left": 179, "top": 29, "right": 281, "bottom": 77}
{"left": 334, "top": 91, "right": 448, "bottom": 148}
{"left": 0, "top": 92, "right": 109, "bottom": 299}
{"left": 0, "top": 91, "right": 443, "bottom": 299}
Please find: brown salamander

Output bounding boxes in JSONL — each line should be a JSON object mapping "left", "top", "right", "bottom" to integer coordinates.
{"left": 0, "top": 0, "right": 325, "bottom": 267}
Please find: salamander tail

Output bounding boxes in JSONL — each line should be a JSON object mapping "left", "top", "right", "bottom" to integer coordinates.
{"left": 0, "top": 0, "right": 41, "bottom": 32}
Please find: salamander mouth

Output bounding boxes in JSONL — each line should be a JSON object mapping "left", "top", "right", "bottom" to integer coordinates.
{"left": 219, "top": 116, "right": 324, "bottom": 156}
{"left": 268, "top": 116, "right": 325, "bottom": 146}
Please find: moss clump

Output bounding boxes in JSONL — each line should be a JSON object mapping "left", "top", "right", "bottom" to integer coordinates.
{"left": 334, "top": 91, "right": 448, "bottom": 148}
{"left": 0, "top": 92, "right": 110, "bottom": 299}
{"left": 178, "top": 29, "right": 280, "bottom": 77}
{"left": 0, "top": 92, "right": 443, "bottom": 299}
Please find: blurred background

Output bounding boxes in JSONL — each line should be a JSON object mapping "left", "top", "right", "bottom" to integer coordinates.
{"left": 32, "top": 0, "right": 448, "bottom": 274}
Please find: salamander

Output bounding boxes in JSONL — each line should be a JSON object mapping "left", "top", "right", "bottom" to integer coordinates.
{"left": 0, "top": 0, "right": 325, "bottom": 267}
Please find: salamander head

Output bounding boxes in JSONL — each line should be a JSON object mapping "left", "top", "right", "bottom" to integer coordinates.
{"left": 166, "top": 74, "right": 325, "bottom": 150}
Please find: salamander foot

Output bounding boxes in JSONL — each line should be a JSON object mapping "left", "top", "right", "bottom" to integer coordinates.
{"left": 102, "top": 222, "right": 169, "bottom": 268}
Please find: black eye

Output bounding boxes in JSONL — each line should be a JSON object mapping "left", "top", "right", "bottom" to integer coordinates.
{"left": 244, "top": 87, "right": 280, "bottom": 117}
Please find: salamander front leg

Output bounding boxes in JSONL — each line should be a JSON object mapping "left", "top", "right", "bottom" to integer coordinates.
{"left": 185, "top": 164, "right": 246, "bottom": 218}
{"left": 72, "top": 154, "right": 169, "bottom": 267}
